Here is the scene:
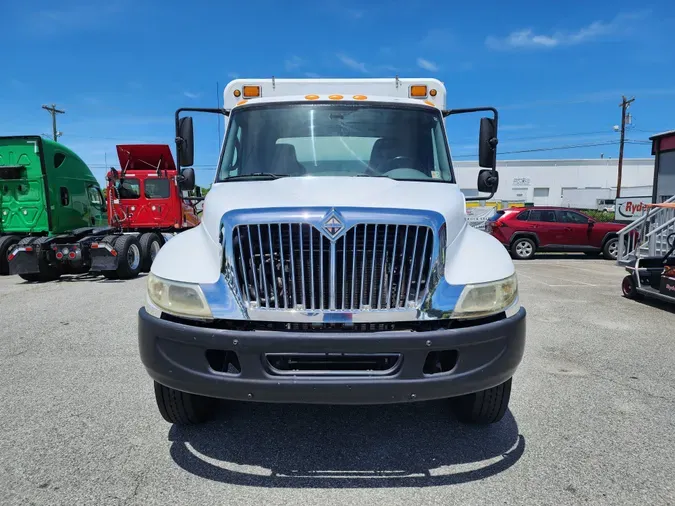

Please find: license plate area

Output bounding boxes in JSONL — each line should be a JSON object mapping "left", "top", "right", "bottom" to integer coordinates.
{"left": 264, "top": 353, "right": 402, "bottom": 377}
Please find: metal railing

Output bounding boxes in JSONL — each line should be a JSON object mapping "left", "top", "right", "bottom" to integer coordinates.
{"left": 617, "top": 195, "right": 675, "bottom": 265}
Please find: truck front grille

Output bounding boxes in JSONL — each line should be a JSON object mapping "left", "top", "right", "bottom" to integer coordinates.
{"left": 231, "top": 223, "right": 434, "bottom": 311}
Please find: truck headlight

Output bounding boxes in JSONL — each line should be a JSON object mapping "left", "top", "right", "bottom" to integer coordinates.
{"left": 453, "top": 273, "right": 519, "bottom": 319}
{"left": 146, "top": 273, "right": 212, "bottom": 319}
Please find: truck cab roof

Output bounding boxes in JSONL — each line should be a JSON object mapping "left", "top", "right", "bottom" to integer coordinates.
{"left": 223, "top": 78, "right": 447, "bottom": 110}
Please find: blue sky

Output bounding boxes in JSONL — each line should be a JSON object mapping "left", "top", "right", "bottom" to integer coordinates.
{"left": 1, "top": 0, "right": 674, "bottom": 187}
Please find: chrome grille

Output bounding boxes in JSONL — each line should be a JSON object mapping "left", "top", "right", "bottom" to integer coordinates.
{"left": 232, "top": 223, "right": 434, "bottom": 311}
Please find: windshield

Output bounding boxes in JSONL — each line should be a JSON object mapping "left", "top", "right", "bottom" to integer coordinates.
{"left": 216, "top": 103, "right": 454, "bottom": 183}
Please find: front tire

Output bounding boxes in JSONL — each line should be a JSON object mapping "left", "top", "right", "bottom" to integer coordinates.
{"left": 622, "top": 275, "right": 639, "bottom": 299}
{"left": 603, "top": 237, "right": 619, "bottom": 260}
{"left": 511, "top": 237, "right": 536, "bottom": 260}
{"left": 154, "top": 381, "right": 217, "bottom": 425}
{"left": 451, "top": 378, "right": 512, "bottom": 425}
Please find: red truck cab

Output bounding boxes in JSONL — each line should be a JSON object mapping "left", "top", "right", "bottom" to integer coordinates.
{"left": 486, "top": 206, "right": 625, "bottom": 260}
{"left": 107, "top": 144, "right": 199, "bottom": 232}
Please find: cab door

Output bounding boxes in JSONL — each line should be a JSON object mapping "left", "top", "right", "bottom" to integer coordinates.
{"left": 86, "top": 184, "right": 107, "bottom": 227}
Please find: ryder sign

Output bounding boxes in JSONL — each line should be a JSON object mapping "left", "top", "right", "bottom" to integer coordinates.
{"left": 615, "top": 196, "right": 652, "bottom": 222}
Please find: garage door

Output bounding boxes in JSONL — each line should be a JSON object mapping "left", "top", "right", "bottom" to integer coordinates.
{"left": 533, "top": 187, "right": 549, "bottom": 205}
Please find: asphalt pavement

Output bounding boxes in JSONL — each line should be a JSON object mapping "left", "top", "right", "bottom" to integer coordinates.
{"left": 1, "top": 255, "right": 674, "bottom": 505}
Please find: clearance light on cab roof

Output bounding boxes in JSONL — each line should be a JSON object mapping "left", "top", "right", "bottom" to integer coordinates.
{"left": 409, "top": 85, "right": 428, "bottom": 98}
{"left": 305, "top": 94, "right": 319, "bottom": 100}
{"left": 237, "top": 100, "right": 248, "bottom": 106}
{"left": 353, "top": 95, "right": 367, "bottom": 100}
{"left": 430, "top": 89, "right": 437, "bottom": 97}
{"left": 242, "top": 85, "right": 261, "bottom": 98}
{"left": 233, "top": 89, "right": 241, "bottom": 97}
{"left": 328, "top": 94, "right": 344, "bottom": 100}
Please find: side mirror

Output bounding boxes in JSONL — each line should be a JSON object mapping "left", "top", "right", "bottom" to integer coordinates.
{"left": 179, "top": 168, "right": 195, "bottom": 192}
{"left": 477, "top": 169, "right": 499, "bottom": 194}
{"left": 478, "top": 117, "right": 497, "bottom": 169}
{"left": 177, "top": 116, "right": 194, "bottom": 168}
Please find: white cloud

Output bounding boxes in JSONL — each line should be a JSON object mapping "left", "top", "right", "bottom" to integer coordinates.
{"left": 32, "top": 0, "right": 128, "bottom": 35}
{"left": 183, "top": 91, "right": 200, "bottom": 99}
{"left": 486, "top": 11, "right": 650, "bottom": 50}
{"left": 336, "top": 53, "right": 368, "bottom": 73}
{"left": 417, "top": 58, "right": 439, "bottom": 72}
{"left": 346, "top": 9, "right": 365, "bottom": 19}
{"left": 285, "top": 55, "right": 304, "bottom": 72}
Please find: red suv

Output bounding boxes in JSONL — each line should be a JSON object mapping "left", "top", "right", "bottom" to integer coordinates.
{"left": 486, "top": 207, "right": 625, "bottom": 260}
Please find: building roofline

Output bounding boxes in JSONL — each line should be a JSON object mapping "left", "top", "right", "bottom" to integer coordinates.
{"left": 649, "top": 130, "right": 675, "bottom": 141}
{"left": 453, "top": 157, "right": 653, "bottom": 166}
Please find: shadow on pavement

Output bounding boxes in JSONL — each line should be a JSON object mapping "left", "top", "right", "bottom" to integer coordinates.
{"left": 527, "top": 253, "right": 609, "bottom": 261}
{"left": 168, "top": 401, "right": 525, "bottom": 488}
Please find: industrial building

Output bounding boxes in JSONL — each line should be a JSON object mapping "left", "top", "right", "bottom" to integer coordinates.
{"left": 454, "top": 157, "right": 655, "bottom": 208}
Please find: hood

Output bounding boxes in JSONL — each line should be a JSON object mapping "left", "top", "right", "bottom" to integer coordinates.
{"left": 116, "top": 144, "right": 176, "bottom": 172}
{"left": 201, "top": 176, "right": 467, "bottom": 243}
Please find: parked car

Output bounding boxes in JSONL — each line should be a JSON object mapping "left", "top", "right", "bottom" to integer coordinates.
{"left": 485, "top": 207, "right": 626, "bottom": 260}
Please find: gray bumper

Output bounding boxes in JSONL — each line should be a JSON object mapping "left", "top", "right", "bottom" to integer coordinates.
{"left": 138, "top": 307, "right": 526, "bottom": 404}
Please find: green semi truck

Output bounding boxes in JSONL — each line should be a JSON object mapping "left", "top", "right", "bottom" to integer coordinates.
{"left": 0, "top": 135, "right": 142, "bottom": 281}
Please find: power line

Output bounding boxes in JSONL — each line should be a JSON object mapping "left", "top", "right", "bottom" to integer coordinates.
{"left": 453, "top": 140, "right": 621, "bottom": 158}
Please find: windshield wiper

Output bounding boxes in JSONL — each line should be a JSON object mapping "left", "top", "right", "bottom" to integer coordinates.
{"left": 224, "top": 173, "right": 290, "bottom": 181}
{"left": 355, "top": 173, "right": 390, "bottom": 178}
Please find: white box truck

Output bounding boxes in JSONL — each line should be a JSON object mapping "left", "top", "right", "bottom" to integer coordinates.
{"left": 138, "top": 78, "right": 526, "bottom": 426}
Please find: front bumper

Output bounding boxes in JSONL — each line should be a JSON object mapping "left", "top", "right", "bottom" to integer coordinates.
{"left": 138, "top": 307, "right": 526, "bottom": 404}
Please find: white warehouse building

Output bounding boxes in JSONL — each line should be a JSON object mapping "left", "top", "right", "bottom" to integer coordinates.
{"left": 454, "top": 158, "right": 655, "bottom": 208}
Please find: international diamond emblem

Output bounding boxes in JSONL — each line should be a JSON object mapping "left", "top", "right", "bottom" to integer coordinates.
{"left": 323, "top": 212, "right": 344, "bottom": 238}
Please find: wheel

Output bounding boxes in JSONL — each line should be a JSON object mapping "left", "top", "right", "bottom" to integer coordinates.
{"left": 0, "top": 235, "right": 21, "bottom": 275}
{"left": 451, "top": 378, "right": 512, "bottom": 425}
{"left": 153, "top": 381, "right": 216, "bottom": 425}
{"left": 112, "top": 235, "right": 142, "bottom": 280}
{"left": 139, "top": 232, "right": 162, "bottom": 272}
{"left": 622, "top": 275, "right": 639, "bottom": 299}
{"left": 17, "top": 237, "right": 61, "bottom": 282}
{"left": 510, "top": 237, "right": 536, "bottom": 260}
{"left": 603, "top": 237, "right": 619, "bottom": 260}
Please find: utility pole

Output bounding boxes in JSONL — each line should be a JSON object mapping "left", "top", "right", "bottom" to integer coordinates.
{"left": 616, "top": 95, "right": 635, "bottom": 198}
{"left": 41, "top": 104, "right": 65, "bottom": 141}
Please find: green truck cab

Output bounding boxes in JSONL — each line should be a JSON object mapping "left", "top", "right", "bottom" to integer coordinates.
{"left": 0, "top": 136, "right": 139, "bottom": 281}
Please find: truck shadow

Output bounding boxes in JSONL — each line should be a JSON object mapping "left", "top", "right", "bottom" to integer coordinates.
{"left": 527, "top": 253, "right": 606, "bottom": 261}
{"left": 168, "top": 401, "right": 525, "bottom": 488}
{"left": 18, "top": 273, "right": 147, "bottom": 284}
